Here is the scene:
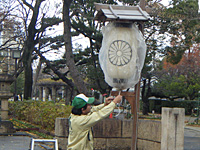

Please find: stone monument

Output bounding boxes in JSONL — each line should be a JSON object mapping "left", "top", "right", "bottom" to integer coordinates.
{"left": 0, "top": 62, "right": 15, "bottom": 134}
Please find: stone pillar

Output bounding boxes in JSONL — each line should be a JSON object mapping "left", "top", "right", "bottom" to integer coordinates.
{"left": 44, "top": 87, "right": 49, "bottom": 101}
{"left": 1, "top": 99, "right": 9, "bottom": 120}
{"left": 39, "top": 86, "right": 43, "bottom": 101}
{"left": 52, "top": 86, "right": 56, "bottom": 101}
{"left": 161, "top": 107, "right": 185, "bottom": 150}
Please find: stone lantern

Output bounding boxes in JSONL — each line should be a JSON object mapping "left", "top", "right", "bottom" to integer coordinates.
{"left": 0, "top": 59, "right": 15, "bottom": 133}
{"left": 0, "top": 73, "right": 14, "bottom": 120}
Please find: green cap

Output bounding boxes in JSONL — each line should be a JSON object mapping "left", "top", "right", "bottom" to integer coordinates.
{"left": 72, "top": 94, "right": 95, "bottom": 109}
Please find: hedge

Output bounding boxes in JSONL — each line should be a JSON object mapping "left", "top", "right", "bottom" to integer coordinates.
{"left": 9, "top": 100, "right": 72, "bottom": 131}
{"left": 149, "top": 99, "right": 199, "bottom": 115}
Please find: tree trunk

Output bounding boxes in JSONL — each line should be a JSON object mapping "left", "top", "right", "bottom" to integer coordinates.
{"left": 23, "top": 52, "right": 33, "bottom": 100}
{"left": 63, "top": 0, "right": 88, "bottom": 95}
{"left": 32, "top": 58, "right": 42, "bottom": 98}
{"left": 22, "top": 0, "right": 43, "bottom": 100}
{"left": 141, "top": 77, "right": 151, "bottom": 115}
{"left": 142, "top": 97, "right": 149, "bottom": 115}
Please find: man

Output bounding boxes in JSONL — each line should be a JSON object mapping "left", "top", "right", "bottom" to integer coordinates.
{"left": 67, "top": 93, "right": 122, "bottom": 150}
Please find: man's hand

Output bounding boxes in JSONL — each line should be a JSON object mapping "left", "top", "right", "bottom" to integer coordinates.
{"left": 113, "top": 95, "right": 122, "bottom": 104}
{"left": 104, "top": 97, "right": 114, "bottom": 106}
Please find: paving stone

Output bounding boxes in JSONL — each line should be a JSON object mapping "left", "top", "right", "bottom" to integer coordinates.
{"left": 0, "top": 135, "right": 46, "bottom": 150}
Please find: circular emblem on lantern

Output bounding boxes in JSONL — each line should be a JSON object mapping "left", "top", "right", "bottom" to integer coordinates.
{"left": 108, "top": 40, "right": 132, "bottom": 66}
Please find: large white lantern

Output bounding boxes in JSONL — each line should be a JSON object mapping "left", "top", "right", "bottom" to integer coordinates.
{"left": 99, "top": 22, "right": 147, "bottom": 90}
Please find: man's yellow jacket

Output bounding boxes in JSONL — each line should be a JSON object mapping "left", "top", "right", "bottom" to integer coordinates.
{"left": 67, "top": 102, "right": 116, "bottom": 150}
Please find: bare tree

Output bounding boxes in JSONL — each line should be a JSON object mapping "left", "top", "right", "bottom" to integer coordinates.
{"left": 0, "top": 0, "right": 22, "bottom": 52}
{"left": 14, "top": 0, "right": 63, "bottom": 99}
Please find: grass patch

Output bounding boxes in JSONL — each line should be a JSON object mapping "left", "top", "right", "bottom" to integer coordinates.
{"left": 10, "top": 118, "right": 54, "bottom": 139}
{"left": 138, "top": 113, "right": 161, "bottom": 120}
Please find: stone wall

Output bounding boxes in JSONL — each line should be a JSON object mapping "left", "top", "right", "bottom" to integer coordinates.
{"left": 138, "top": 120, "right": 161, "bottom": 150}
{"left": 55, "top": 118, "right": 161, "bottom": 150}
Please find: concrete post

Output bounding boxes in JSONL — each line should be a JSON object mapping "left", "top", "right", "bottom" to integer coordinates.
{"left": 39, "top": 86, "right": 43, "bottom": 101}
{"left": 161, "top": 107, "right": 185, "bottom": 150}
{"left": 44, "top": 87, "right": 49, "bottom": 101}
{"left": 52, "top": 86, "right": 56, "bottom": 101}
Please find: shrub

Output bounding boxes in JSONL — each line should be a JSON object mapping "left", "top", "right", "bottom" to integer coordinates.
{"left": 9, "top": 100, "right": 72, "bottom": 131}
{"left": 149, "top": 99, "right": 199, "bottom": 115}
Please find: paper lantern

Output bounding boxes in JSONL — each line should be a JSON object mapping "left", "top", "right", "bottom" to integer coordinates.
{"left": 99, "top": 22, "right": 146, "bottom": 90}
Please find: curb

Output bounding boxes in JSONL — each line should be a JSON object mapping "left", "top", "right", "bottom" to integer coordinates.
{"left": 0, "top": 131, "right": 36, "bottom": 138}
{"left": 185, "top": 127, "right": 200, "bottom": 132}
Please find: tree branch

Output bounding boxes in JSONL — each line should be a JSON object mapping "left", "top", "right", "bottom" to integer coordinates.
{"left": 22, "top": 0, "right": 34, "bottom": 10}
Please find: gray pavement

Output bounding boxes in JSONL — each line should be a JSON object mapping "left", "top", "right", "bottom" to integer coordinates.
{"left": 184, "top": 116, "right": 200, "bottom": 150}
{"left": 0, "top": 135, "right": 33, "bottom": 150}
{"left": 184, "top": 128, "right": 200, "bottom": 150}
{"left": 0, "top": 132, "right": 49, "bottom": 150}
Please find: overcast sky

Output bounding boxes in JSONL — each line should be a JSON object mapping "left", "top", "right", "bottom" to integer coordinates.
{"left": 160, "top": 0, "right": 170, "bottom": 6}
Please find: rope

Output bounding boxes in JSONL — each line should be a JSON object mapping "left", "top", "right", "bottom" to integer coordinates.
{"left": 109, "top": 90, "right": 123, "bottom": 118}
